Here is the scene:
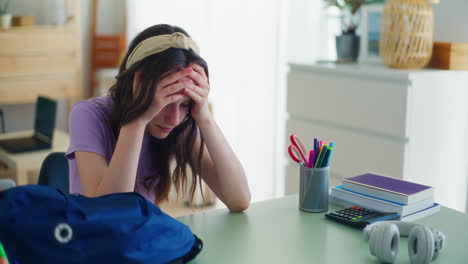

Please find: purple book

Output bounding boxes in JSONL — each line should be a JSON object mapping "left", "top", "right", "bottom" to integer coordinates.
{"left": 342, "top": 173, "right": 434, "bottom": 205}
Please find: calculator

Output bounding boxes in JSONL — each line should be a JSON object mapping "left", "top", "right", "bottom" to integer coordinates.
{"left": 325, "top": 206, "right": 400, "bottom": 228}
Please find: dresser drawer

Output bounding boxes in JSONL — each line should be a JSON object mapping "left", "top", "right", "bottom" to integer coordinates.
{"left": 285, "top": 119, "right": 406, "bottom": 184}
{"left": 287, "top": 70, "right": 409, "bottom": 138}
{"left": 0, "top": 28, "right": 76, "bottom": 56}
{"left": 0, "top": 78, "right": 76, "bottom": 104}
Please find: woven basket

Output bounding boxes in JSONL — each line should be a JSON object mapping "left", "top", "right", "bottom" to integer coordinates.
{"left": 380, "top": 0, "right": 434, "bottom": 69}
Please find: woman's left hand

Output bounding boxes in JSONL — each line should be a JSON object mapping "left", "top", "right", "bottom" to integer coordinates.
{"left": 184, "top": 63, "right": 212, "bottom": 122}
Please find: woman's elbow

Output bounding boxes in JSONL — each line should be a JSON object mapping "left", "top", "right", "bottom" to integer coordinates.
{"left": 228, "top": 194, "right": 251, "bottom": 212}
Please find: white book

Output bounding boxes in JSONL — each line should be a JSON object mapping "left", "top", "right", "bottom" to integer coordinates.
{"left": 400, "top": 203, "right": 441, "bottom": 222}
{"left": 330, "top": 186, "right": 434, "bottom": 216}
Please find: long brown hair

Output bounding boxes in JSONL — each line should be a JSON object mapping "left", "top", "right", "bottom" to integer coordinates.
{"left": 108, "top": 24, "right": 209, "bottom": 204}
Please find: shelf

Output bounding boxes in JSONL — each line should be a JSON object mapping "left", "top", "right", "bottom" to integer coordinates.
{"left": 0, "top": 1, "right": 82, "bottom": 107}
{"left": 288, "top": 62, "right": 459, "bottom": 83}
{"left": 0, "top": 23, "right": 76, "bottom": 33}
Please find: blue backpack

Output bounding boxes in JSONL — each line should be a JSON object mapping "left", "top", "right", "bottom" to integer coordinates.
{"left": 0, "top": 185, "right": 202, "bottom": 264}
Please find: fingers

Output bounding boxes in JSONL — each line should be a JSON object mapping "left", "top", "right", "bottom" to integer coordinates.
{"left": 156, "top": 65, "right": 209, "bottom": 109}
{"left": 184, "top": 83, "right": 208, "bottom": 102}
{"left": 158, "top": 80, "right": 190, "bottom": 97}
{"left": 156, "top": 86, "right": 189, "bottom": 104}
{"left": 166, "top": 93, "right": 189, "bottom": 104}
{"left": 187, "top": 72, "right": 206, "bottom": 87}
{"left": 184, "top": 86, "right": 203, "bottom": 102}
{"left": 190, "top": 65, "right": 209, "bottom": 86}
{"left": 158, "top": 67, "right": 193, "bottom": 88}
{"left": 190, "top": 63, "right": 207, "bottom": 79}
{"left": 155, "top": 81, "right": 192, "bottom": 111}
{"left": 187, "top": 83, "right": 208, "bottom": 97}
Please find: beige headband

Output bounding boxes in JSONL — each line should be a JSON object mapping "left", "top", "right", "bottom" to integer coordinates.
{"left": 125, "top": 32, "right": 200, "bottom": 69}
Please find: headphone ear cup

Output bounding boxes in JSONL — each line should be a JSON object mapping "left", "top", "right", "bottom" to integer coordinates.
{"left": 369, "top": 223, "right": 400, "bottom": 263}
{"left": 408, "top": 226, "right": 435, "bottom": 264}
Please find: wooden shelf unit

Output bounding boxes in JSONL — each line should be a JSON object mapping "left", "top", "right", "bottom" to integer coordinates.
{"left": 0, "top": 1, "right": 82, "bottom": 111}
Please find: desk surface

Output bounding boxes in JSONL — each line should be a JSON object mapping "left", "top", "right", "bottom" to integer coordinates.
{"left": 178, "top": 194, "right": 468, "bottom": 264}
{"left": 0, "top": 130, "right": 69, "bottom": 185}
{"left": 0, "top": 130, "right": 69, "bottom": 158}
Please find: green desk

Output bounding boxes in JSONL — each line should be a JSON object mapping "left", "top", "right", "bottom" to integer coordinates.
{"left": 178, "top": 194, "right": 468, "bottom": 263}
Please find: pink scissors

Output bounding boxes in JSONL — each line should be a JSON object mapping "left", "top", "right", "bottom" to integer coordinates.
{"left": 288, "top": 134, "right": 308, "bottom": 165}
{"left": 288, "top": 145, "right": 302, "bottom": 164}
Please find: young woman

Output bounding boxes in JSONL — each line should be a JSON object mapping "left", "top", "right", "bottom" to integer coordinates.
{"left": 66, "top": 24, "right": 250, "bottom": 212}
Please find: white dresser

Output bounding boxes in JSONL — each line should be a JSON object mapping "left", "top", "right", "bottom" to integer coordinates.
{"left": 285, "top": 63, "right": 468, "bottom": 212}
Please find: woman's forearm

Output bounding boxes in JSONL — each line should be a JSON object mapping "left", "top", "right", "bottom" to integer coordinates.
{"left": 95, "top": 121, "right": 146, "bottom": 196}
{"left": 197, "top": 118, "right": 251, "bottom": 211}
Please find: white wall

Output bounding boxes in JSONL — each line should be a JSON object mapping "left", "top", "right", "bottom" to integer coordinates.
{"left": 433, "top": 0, "right": 468, "bottom": 42}
{"left": 286, "top": 0, "right": 327, "bottom": 64}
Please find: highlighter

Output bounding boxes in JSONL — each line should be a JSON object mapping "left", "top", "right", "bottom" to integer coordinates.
{"left": 0, "top": 242, "right": 9, "bottom": 264}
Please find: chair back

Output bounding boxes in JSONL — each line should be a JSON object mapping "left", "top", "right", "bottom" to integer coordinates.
{"left": 37, "top": 152, "right": 69, "bottom": 193}
{"left": 0, "top": 179, "right": 16, "bottom": 190}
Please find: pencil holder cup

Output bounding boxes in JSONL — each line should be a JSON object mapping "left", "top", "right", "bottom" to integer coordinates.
{"left": 299, "top": 166, "right": 329, "bottom": 213}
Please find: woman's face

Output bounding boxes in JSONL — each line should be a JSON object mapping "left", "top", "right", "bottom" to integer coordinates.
{"left": 146, "top": 69, "right": 193, "bottom": 139}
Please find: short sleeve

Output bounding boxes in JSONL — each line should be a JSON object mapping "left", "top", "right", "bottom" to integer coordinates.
{"left": 65, "top": 101, "right": 110, "bottom": 160}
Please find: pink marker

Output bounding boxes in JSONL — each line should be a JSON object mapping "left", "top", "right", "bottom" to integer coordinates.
{"left": 308, "top": 150, "right": 315, "bottom": 168}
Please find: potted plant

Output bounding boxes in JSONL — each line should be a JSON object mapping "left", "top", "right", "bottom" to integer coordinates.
{"left": 0, "top": 0, "right": 12, "bottom": 29}
{"left": 324, "top": 0, "right": 384, "bottom": 61}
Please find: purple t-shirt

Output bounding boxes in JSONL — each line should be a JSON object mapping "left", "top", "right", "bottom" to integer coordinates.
{"left": 66, "top": 96, "right": 156, "bottom": 202}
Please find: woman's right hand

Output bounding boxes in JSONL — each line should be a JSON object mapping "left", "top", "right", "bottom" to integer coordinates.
{"left": 134, "top": 67, "right": 194, "bottom": 124}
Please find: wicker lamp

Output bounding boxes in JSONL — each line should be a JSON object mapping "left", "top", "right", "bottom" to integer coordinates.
{"left": 380, "top": 0, "right": 439, "bottom": 69}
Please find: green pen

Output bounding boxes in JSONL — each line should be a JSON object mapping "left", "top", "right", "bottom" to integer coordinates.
{"left": 0, "top": 242, "right": 9, "bottom": 264}
{"left": 320, "top": 146, "right": 332, "bottom": 167}
{"left": 318, "top": 146, "right": 330, "bottom": 168}
{"left": 314, "top": 145, "right": 327, "bottom": 168}
{"left": 324, "top": 142, "right": 334, "bottom": 167}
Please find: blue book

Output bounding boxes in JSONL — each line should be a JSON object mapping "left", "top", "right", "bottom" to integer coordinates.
{"left": 400, "top": 203, "right": 441, "bottom": 222}
{"left": 330, "top": 185, "right": 434, "bottom": 217}
{"left": 342, "top": 173, "right": 434, "bottom": 205}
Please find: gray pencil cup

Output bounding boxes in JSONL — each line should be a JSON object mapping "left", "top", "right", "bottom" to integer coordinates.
{"left": 299, "top": 166, "right": 329, "bottom": 213}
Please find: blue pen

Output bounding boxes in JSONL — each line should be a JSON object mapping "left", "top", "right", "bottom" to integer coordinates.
{"left": 325, "top": 142, "right": 334, "bottom": 166}
{"left": 313, "top": 138, "right": 319, "bottom": 164}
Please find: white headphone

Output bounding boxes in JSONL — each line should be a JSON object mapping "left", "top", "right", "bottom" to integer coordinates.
{"left": 363, "top": 221, "right": 445, "bottom": 264}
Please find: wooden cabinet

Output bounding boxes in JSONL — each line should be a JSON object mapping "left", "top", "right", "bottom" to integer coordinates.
{"left": 285, "top": 63, "right": 468, "bottom": 212}
{"left": 0, "top": 0, "right": 81, "bottom": 110}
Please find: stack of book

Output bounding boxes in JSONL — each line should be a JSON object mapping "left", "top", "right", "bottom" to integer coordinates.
{"left": 330, "top": 173, "right": 440, "bottom": 222}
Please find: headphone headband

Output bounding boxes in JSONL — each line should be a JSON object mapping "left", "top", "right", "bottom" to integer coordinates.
{"left": 364, "top": 221, "right": 421, "bottom": 238}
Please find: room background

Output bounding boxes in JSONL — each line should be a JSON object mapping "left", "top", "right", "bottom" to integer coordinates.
{"left": 2, "top": 0, "right": 468, "bottom": 211}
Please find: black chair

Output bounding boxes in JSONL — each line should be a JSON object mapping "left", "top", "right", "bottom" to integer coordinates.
{"left": 37, "top": 152, "right": 69, "bottom": 193}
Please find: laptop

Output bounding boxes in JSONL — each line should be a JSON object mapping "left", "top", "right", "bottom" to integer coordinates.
{"left": 0, "top": 96, "right": 57, "bottom": 154}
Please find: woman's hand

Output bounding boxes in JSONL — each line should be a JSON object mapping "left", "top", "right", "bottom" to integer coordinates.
{"left": 184, "top": 64, "right": 212, "bottom": 122}
{"left": 134, "top": 68, "right": 193, "bottom": 124}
